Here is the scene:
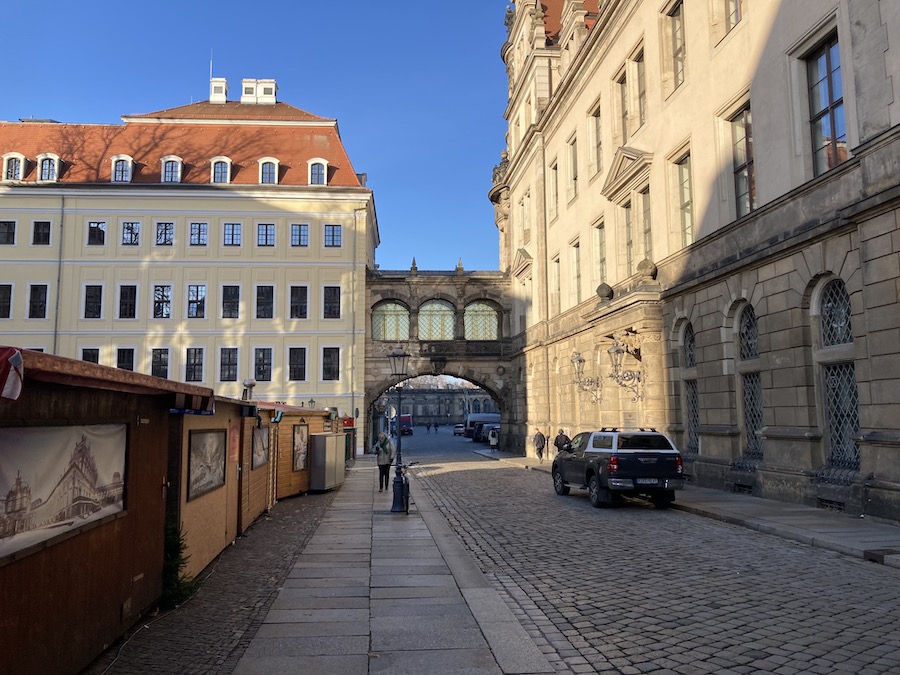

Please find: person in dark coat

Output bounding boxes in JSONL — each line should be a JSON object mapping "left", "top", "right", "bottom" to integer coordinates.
{"left": 554, "top": 429, "right": 570, "bottom": 454}
{"left": 533, "top": 428, "right": 546, "bottom": 463}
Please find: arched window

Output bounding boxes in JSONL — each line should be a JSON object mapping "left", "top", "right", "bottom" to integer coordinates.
{"left": 3, "top": 153, "right": 23, "bottom": 181}
{"left": 472, "top": 399, "right": 482, "bottom": 413}
{"left": 162, "top": 156, "right": 182, "bottom": 183}
{"left": 735, "top": 304, "right": 763, "bottom": 469}
{"left": 371, "top": 301, "right": 410, "bottom": 341}
{"left": 112, "top": 158, "right": 132, "bottom": 182}
{"left": 211, "top": 157, "right": 231, "bottom": 184}
{"left": 38, "top": 154, "right": 59, "bottom": 182}
{"left": 683, "top": 322, "right": 696, "bottom": 368}
{"left": 464, "top": 301, "right": 500, "bottom": 340}
{"left": 816, "top": 279, "right": 859, "bottom": 476}
{"left": 310, "top": 162, "right": 326, "bottom": 185}
{"left": 418, "top": 300, "right": 455, "bottom": 340}
{"left": 259, "top": 158, "right": 279, "bottom": 185}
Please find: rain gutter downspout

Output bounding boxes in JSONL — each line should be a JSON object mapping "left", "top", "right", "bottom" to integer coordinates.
{"left": 52, "top": 195, "right": 65, "bottom": 354}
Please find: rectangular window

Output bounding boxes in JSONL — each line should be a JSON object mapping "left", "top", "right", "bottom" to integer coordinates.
{"left": 725, "top": 0, "right": 742, "bottom": 34}
{"left": 257, "top": 223, "right": 275, "bottom": 247}
{"left": 122, "top": 221, "right": 140, "bottom": 246}
{"left": 0, "top": 284, "right": 11, "bottom": 318}
{"left": 153, "top": 284, "right": 172, "bottom": 319}
{"left": 323, "top": 286, "right": 341, "bottom": 319}
{"left": 84, "top": 285, "right": 102, "bottom": 319}
{"left": 291, "top": 223, "right": 309, "bottom": 247}
{"left": 32, "top": 221, "right": 51, "bottom": 246}
{"left": 290, "top": 286, "right": 308, "bottom": 319}
{"left": 88, "top": 221, "right": 106, "bottom": 246}
{"left": 117, "top": 348, "right": 134, "bottom": 371}
{"left": 254, "top": 347, "right": 273, "bottom": 381}
{"left": 222, "top": 285, "right": 240, "bottom": 318}
{"left": 808, "top": 33, "right": 846, "bottom": 176}
{"left": 567, "top": 135, "right": 578, "bottom": 198}
{"left": 549, "top": 161, "right": 559, "bottom": 217}
{"left": 220, "top": 347, "right": 238, "bottom": 382}
{"left": 571, "top": 241, "right": 582, "bottom": 304}
{"left": 677, "top": 154, "right": 694, "bottom": 246}
{"left": 324, "top": 224, "right": 342, "bottom": 247}
{"left": 594, "top": 221, "right": 607, "bottom": 282}
{"left": 640, "top": 187, "right": 652, "bottom": 262}
{"left": 223, "top": 223, "right": 242, "bottom": 246}
{"left": 322, "top": 347, "right": 340, "bottom": 381}
{"left": 187, "top": 284, "right": 206, "bottom": 318}
{"left": 119, "top": 285, "right": 137, "bottom": 319}
{"left": 624, "top": 202, "right": 634, "bottom": 276}
{"left": 29, "top": 284, "right": 48, "bottom": 318}
{"left": 731, "top": 106, "right": 756, "bottom": 218}
{"left": 289, "top": 347, "right": 307, "bottom": 381}
{"left": 151, "top": 348, "right": 169, "bottom": 378}
{"left": 156, "top": 222, "right": 174, "bottom": 246}
{"left": 591, "top": 105, "right": 603, "bottom": 173}
{"left": 550, "top": 257, "right": 560, "bottom": 316}
{"left": 82, "top": 348, "right": 99, "bottom": 363}
{"left": 190, "top": 222, "right": 208, "bottom": 246}
{"left": 185, "top": 348, "right": 203, "bottom": 382}
{"left": 669, "top": 2, "right": 686, "bottom": 90}
{"left": 256, "top": 286, "right": 274, "bottom": 319}
{"left": 0, "top": 222, "right": 14, "bottom": 245}
{"left": 636, "top": 50, "right": 647, "bottom": 127}
{"left": 618, "top": 72, "right": 629, "bottom": 143}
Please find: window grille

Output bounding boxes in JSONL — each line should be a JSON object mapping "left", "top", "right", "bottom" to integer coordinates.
{"left": 739, "top": 305, "right": 758, "bottom": 360}
{"left": 734, "top": 371, "right": 763, "bottom": 470}
{"left": 372, "top": 302, "right": 410, "bottom": 341}
{"left": 684, "top": 379, "right": 699, "bottom": 454}
{"left": 683, "top": 322, "right": 696, "bottom": 368}
{"left": 820, "top": 279, "right": 852, "bottom": 346}
{"left": 419, "top": 300, "right": 455, "bottom": 340}
{"left": 823, "top": 362, "right": 859, "bottom": 471}
{"left": 464, "top": 302, "right": 499, "bottom": 340}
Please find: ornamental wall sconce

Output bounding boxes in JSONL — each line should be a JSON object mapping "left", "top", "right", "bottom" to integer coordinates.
{"left": 571, "top": 351, "right": 603, "bottom": 404}
{"left": 607, "top": 335, "right": 644, "bottom": 402}
{"left": 430, "top": 356, "right": 447, "bottom": 376}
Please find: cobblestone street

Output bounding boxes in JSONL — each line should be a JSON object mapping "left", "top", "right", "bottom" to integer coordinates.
{"left": 406, "top": 433, "right": 900, "bottom": 674}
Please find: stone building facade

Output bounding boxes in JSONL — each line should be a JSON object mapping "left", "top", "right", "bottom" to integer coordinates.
{"left": 491, "top": 0, "right": 900, "bottom": 519}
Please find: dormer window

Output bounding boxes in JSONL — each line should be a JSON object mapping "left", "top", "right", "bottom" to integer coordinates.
{"left": 2, "top": 153, "right": 25, "bottom": 181}
{"left": 37, "top": 153, "right": 60, "bottom": 182}
{"left": 259, "top": 158, "right": 279, "bottom": 185}
{"left": 161, "top": 156, "right": 183, "bottom": 183}
{"left": 211, "top": 156, "right": 232, "bottom": 184}
{"left": 308, "top": 158, "right": 329, "bottom": 186}
{"left": 111, "top": 155, "right": 133, "bottom": 183}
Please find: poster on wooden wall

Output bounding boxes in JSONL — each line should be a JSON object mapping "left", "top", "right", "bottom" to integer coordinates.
{"left": 188, "top": 429, "right": 226, "bottom": 501}
{"left": 252, "top": 427, "right": 269, "bottom": 469}
{"left": 0, "top": 424, "right": 126, "bottom": 558}
{"left": 293, "top": 425, "right": 308, "bottom": 471}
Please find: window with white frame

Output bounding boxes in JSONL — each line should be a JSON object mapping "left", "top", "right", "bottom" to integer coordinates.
{"left": 636, "top": 50, "right": 647, "bottom": 128}
{"left": 259, "top": 158, "right": 279, "bottom": 184}
{"left": 548, "top": 160, "right": 559, "bottom": 219}
{"left": 807, "top": 32, "right": 846, "bottom": 176}
{"left": 84, "top": 285, "right": 103, "bottom": 319}
{"left": 0, "top": 221, "right": 15, "bottom": 245}
{"left": 256, "top": 285, "right": 275, "bottom": 319}
{"left": 151, "top": 348, "right": 169, "bottom": 378}
{"left": 593, "top": 220, "right": 607, "bottom": 283}
{"left": 122, "top": 221, "right": 141, "bottom": 246}
{"left": 257, "top": 223, "right": 275, "bottom": 247}
{"left": 118, "top": 285, "right": 137, "bottom": 319}
{"left": 117, "top": 348, "right": 135, "bottom": 371}
{"left": 550, "top": 256, "right": 560, "bottom": 316}
{"left": 211, "top": 157, "right": 231, "bottom": 184}
{"left": 290, "top": 285, "right": 308, "bottom": 319}
{"left": 521, "top": 191, "right": 531, "bottom": 244}
{"left": 153, "top": 284, "right": 172, "bottom": 318}
{"left": 223, "top": 222, "right": 241, "bottom": 246}
{"left": 288, "top": 347, "right": 307, "bottom": 381}
{"left": 111, "top": 155, "right": 133, "bottom": 183}
{"left": 571, "top": 240, "right": 582, "bottom": 304}
{"left": 87, "top": 221, "right": 107, "bottom": 246}
{"left": 725, "top": 0, "right": 743, "bottom": 34}
{"left": 322, "top": 346, "right": 340, "bottom": 381}
{"left": 589, "top": 102, "right": 603, "bottom": 174}
{"left": 324, "top": 224, "right": 342, "bottom": 247}
{"left": 187, "top": 284, "right": 206, "bottom": 318}
{"left": 190, "top": 222, "right": 208, "bottom": 246}
{"left": 731, "top": 105, "right": 756, "bottom": 218}
{"left": 185, "top": 347, "right": 204, "bottom": 382}
{"left": 623, "top": 201, "right": 635, "bottom": 276}
{"left": 566, "top": 134, "right": 579, "bottom": 199}
{"left": 617, "top": 69, "right": 629, "bottom": 144}
{"left": 254, "top": 347, "right": 273, "bottom": 381}
{"left": 37, "top": 154, "right": 59, "bottom": 182}
{"left": 323, "top": 286, "right": 341, "bottom": 319}
{"left": 309, "top": 159, "right": 328, "bottom": 185}
{"left": 663, "top": 1, "right": 686, "bottom": 95}
{"left": 3, "top": 153, "right": 24, "bottom": 181}
{"left": 32, "top": 221, "right": 51, "bottom": 246}
{"left": 156, "top": 222, "right": 174, "bottom": 246}
{"left": 161, "top": 156, "right": 182, "bottom": 183}
{"left": 291, "top": 224, "right": 309, "bottom": 247}
{"left": 222, "top": 285, "right": 240, "bottom": 318}
{"left": 0, "top": 284, "right": 11, "bottom": 318}
{"left": 82, "top": 348, "right": 100, "bottom": 363}
{"left": 29, "top": 284, "right": 48, "bottom": 318}
{"left": 675, "top": 153, "right": 693, "bottom": 246}
{"left": 220, "top": 347, "right": 239, "bottom": 381}
{"left": 640, "top": 187, "right": 652, "bottom": 263}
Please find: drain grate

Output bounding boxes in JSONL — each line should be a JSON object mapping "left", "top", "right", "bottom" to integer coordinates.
{"left": 817, "top": 498, "right": 846, "bottom": 512}
{"left": 733, "top": 484, "right": 752, "bottom": 495}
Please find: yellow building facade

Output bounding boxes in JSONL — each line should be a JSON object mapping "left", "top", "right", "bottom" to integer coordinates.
{"left": 0, "top": 78, "right": 375, "bottom": 448}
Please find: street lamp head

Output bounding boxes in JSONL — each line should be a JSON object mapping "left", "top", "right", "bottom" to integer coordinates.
{"left": 571, "top": 351, "right": 585, "bottom": 379}
{"left": 608, "top": 344, "right": 625, "bottom": 371}
{"left": 388, "top": 345, "right": 410, "bottom": 378}
{"left": 308, "top": 398, "right": 316, "bottom": 409}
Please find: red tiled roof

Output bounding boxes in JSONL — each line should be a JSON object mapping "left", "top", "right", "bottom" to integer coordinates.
{"left": 539, "top": 0, "right": 599, "bottom": 44}
{"left": 0, "top": 102, "right": 363, "bottom": 187}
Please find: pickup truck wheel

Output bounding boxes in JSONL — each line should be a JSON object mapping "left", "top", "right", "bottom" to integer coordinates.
{"left": 552, "top": 469, "right": 570, "bottom": 495}
{"left": 588, "top": 476, "right": 610, "bottom": 508}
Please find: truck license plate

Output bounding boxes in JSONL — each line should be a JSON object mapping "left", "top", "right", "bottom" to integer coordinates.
{"left": 636, "top": 478, "right": 658, "bottom": 485}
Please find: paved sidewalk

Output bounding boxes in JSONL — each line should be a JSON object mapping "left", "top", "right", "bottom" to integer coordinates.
{"left": 232, "top": 459, "right": 555, "bottom": 675}
{"left": 474, "top": 448, "right": 900, "bottom": 570}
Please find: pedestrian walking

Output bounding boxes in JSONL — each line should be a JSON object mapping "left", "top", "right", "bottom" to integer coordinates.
{"left": 533, "top": 427, "right": 546, "bottom": 463}
{"left": 554, "top": 429, "right": 570, "bottom": 454}
{"left": 427, "top": 422, "right": 432, "bottom": 433}
{"left": 373, "top": 432, "right": 395, "bottom": 492}
{"left": 488, "top": 427, "right": 499, "bottom": 451}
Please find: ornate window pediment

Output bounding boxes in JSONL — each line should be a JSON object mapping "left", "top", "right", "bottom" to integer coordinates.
{"left": 511, "top": 247, "right": 533, "bottom": 279}
{"left": 600, "top": 146, "right": 653, "bottom": 205}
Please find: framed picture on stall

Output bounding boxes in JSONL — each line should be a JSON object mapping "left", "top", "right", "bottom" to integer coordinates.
{"left": 188, "top": 429, "right": 226, "bottom": 501}
{"left": 293, "top": 424, "right": 308, "bottom": 471}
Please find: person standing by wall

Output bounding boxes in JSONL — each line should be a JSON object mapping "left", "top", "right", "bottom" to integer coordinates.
{"left": 374, "top": 431, "right": 395, "bottom": 492}
{"left": 533, "top": 427, "right": 546, "bottom": 463}
{"left": 554, "top": 429, "right": 570, "bottom": 455}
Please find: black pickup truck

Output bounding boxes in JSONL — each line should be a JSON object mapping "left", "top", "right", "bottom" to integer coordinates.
{"left": 551, "top": 428, "right": 685, "bottom": 508}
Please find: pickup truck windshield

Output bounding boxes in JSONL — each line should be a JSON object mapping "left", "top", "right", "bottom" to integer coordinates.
{"left": 617, "top": 434, "right": 674, "bottom": 450}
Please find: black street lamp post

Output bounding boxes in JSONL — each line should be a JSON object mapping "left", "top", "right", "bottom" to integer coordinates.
{"left": 387, "top": 345, "right": 410, "bottom": 513}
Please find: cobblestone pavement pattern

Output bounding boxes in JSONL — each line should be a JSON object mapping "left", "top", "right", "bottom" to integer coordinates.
{"left": 83, "top": 489, "right": 335, "bottom": 675}
{"left": 406, "top": 437, "right": 900, "bottom": 675}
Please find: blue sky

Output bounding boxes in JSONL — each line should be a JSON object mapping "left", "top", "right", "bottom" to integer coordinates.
{"left": 2, "top": 1, "right": 510, "bottom": 272}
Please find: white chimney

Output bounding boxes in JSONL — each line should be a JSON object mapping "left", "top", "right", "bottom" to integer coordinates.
{"left": 210, "top": 78, "right": 228, "bottom": 104}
